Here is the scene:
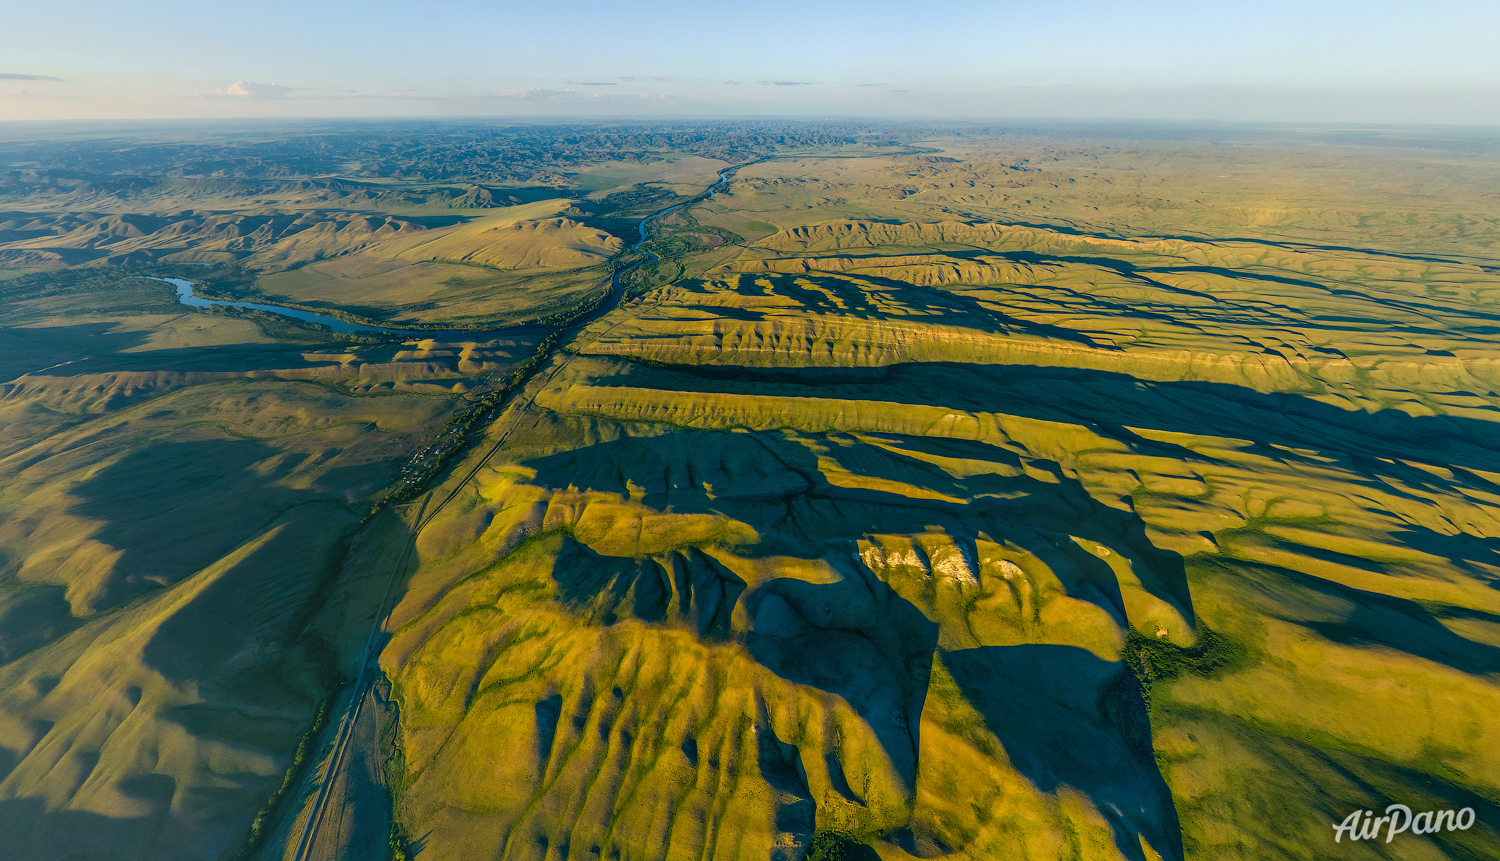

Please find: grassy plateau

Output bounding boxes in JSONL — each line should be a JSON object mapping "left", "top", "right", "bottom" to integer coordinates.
{"left": 0, "top": 120, "right": 1498, "bottom": 861}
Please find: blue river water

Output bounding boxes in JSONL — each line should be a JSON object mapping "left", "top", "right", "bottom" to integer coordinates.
{"left": 145, "top": 277, "right": 540, "bottom": 338}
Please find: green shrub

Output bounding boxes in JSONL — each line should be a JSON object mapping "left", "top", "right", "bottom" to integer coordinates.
{"left": 805, "top": 830, "right": 879, "bottom": 861}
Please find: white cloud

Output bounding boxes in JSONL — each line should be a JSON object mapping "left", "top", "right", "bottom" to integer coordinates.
{"left": 0, "top": 72, "right": 63, "bottom": 81}
{"left": 207, "top": 80, "right": 297, "bottom": 99}
{"left": 476, "top": 88, "right": 578, "bottom": 101}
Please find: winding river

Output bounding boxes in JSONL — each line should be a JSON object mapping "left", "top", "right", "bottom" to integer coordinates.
{"left": 153, "top": 166, "right": 739, "bottom": 340}
{"left": 150, "top": 277, "right": 460, "bottom": 336}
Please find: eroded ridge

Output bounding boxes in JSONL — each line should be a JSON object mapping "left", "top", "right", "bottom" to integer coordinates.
{"left": 380, "top": 179, "right": 1500, "bottom": 859}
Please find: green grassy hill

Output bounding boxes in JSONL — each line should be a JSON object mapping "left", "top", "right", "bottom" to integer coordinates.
{"left": 372, "top": 133, "right": 1500, "bottom": 861}
{"left": 1, "top": 122, "right": 1498, "bottom": 861}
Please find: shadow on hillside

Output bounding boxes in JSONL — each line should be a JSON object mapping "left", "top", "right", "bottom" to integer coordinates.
{"left": 586, "top": 358, "right": 1500, "bottom": 676}
{"left": 644, "top": 359, "right": 1500, "bottom": 478}
{"left": 0, "top": 323, "right": 156, "bottom": 381}
{"left": 549, "top": 537, "right": 744, "bottom": 637}
{"left": 539, "top": 522, "right": 937, "bottom": 792}
{"left": 715, "top": 271, "right": 1111, "bottom": 348}
{"left": 0, "top": 797, "right": 186, "bottom": 861}
{"left": 1236, "top": 560, "right": 1500, "bottom": 675}
{"left": 25, "top": 339, "right": 348, "bottom": 376}
{"left": 744, "top": 566, "right": 940, "bottom": 794}
{"left": 512, "top": 348, "right": 1500, "bottom": 856}
{"left": 65, "top": 438, "right": 309, "bottom": 617}
{"left": 522, "top": 425, "right": 1191, "bottom": 827}
{"left": 0, "top": 578, "right": 76, "bottom": 664}
{"left": 522, "top": 428, "right": 1194, "bottom": 633}
{"left": 0, "top": 437, "right": 389, "bottom": 861}
{"left": 753, "top": 694, "right": 818, "bottom": 852}
{"left": 945, "top": 644, "right": 1183, "bottom": 861}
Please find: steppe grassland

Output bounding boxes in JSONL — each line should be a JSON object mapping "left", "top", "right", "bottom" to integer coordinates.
{"left": 3, "top": 124, "right": 1499, "bottom": 861}
{"left": 376, "top": 136, "right": 1500, "bottom": 860}
{"left": 0, "top": 203, "right": 621, "bottom": 326}
{"left": 568, "top": 154, "right": 731, "bottom": 198}
{"left": 0, "top": 125, "right": 968, "bottom": 860}
{"left": 0, "top": 154, "right": 730, "bottom": 327}
{"left": 0, "top": 264, "right": 543, "bottom": 859}
{"left": 699, "top": 135, "right": 1500, "bottom": 257}
{"left": 253, "top": 257, "right": 614, "bottom": 326}
{"left": 249, "top": 199, "right": 626, "bottom": 325}
{"left": 375, "top": 199, "right": 621, "bottom": 268}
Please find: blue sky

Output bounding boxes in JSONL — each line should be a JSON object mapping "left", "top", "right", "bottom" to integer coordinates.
{"left": 2, "top": 0, "right": 1497, "bottom": 122}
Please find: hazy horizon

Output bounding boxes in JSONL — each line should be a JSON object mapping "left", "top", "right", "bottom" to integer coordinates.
{"left": 4, "top": 0, "right": 1498, "bottom": 125}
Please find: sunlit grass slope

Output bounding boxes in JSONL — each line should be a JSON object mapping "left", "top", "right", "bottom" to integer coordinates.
{"left": 4, "top": 127, "right": 1499, "bottom": 861}
{"left": 0, "top": 140, "right": 732, "bottom": 860}
{"left": 0, "top": 269, "right": 543, "bottom": 860}
{"left": 377, "top": 139, "right": 1500, "bottom": 861}
{"left": 0, "top": 202, "right": 621, "bottom": 327}
{"left": 0, "top": 151, "right": 736, "bottom": 327}
{"left": 373, "top": 200, "right": 622, "bottom": 270}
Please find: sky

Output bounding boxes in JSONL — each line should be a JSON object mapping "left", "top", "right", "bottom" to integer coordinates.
{"left": 2, "top": 0, "right": 1498, "bottom": 124}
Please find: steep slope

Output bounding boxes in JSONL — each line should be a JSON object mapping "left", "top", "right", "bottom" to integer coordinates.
{"left": 376, "top": 200, "right": 623, "bottom": 270}
{"left": 373, "top": 207, "right": 1500, "bottom": 860}
{"left": 0, "top": 269, "right": 544, "bottom": 861}
{"left": 0, "top": 200, "right": 621, "bottom": 275}
{"left": 5, "top": 126, "right": 1500, "bottom": 861}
